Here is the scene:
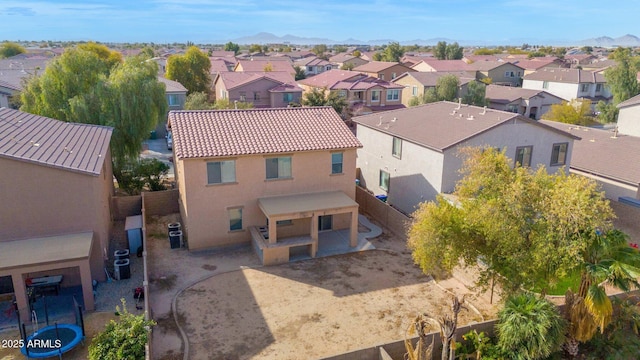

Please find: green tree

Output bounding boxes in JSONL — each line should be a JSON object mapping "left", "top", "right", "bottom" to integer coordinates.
{"left": 140, "top": 46, "right": 156, "bottom": 59}
{"left": 78, "top": 42, "right": 123, "bottom": 69}
{"left": 581, "top": 46, "right": 593, "bottom": 54}
{"left": 166, "top": 46, "right": 211, "bottom": 94}
{"left": 312, "top": 44, "right": 328, "bottom": 57}
{"left": 436, "top": 74, "right": 459, "bottom": 101}
{"left": 435, "top": 41, "right": 447, "bottom": 60}
{"left": 213, "top": 98, "right": 253, "bottom": 110}
{"left": 497, "top": 293, "right": 566, "bottom": 360}
{"left": 352, "top": 50, "right": 361, "bottom": 57}
{"left": 596, "top": 100, "right": 618, "bottom": 124}
{"left": 408, "top": 147, "right": 616, "bottom": 300}
{"left": 248, "top": 44, "right": 262, "bottom": 53}
{"left": 333, "top": 45, "right": 348, "bottom": 53}
{"left": 543, "top": 99, "right": 593, "bottom": 125}
{"left": 379, "top": 42, "right": 405, "bottom": 62}
{"left": 462, "top": 80, "right": 487, "bottom": 106}
{"left": 89, "top": 299, "right": 155, "bottom": 360}
{"left": 184, "top": 91, "right": 214, "bottom": 110}
{"left": 340, "top": 62, "right": 355, "bottom": 70}
{"left": 294, "top": 65, "right": 306, "bottom": 81}
{"left": 605, "top": 47, "right": 640, "bottom": 104}
{"left": 224, "top": 41, "right": 240, "bottom": 55}
{"left": 301, "top": 88, "right": 348, "bottom": 117}
{"left": 0, "top": 41, "right": 26, "bottom": 58}
{"left": 434, "top": 41, "right": 464, "bottom": 60}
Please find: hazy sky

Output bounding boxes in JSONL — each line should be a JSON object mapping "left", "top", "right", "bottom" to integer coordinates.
{"left": 0, "top": 0, "right": 637, "bottom": 44}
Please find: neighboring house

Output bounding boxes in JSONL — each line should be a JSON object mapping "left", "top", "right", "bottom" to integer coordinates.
{"left": 565, "top": 54, "right": 597, "bottom": 67}
{"left": 400, "top": 54, "right": 434, "bottom": 67}
{"left": 169, "top": 107, "right": 362, "bottom": 265}
{"left": 0, "top": 57, "right": 50, "bottom": 108}
{"left": 542, "top": 119, "right": 640, "bottom": 200}
{"left": 469, "top": 61, "right": 525, "bottom": 87}
{"left": 298, "top": 69, "right": 405, "bottom": 114}
{"left": 354, "top": 101, "right": 578, "bottom": 215}
{"left": 0, "top": 107, "right": 114, "bottom": 316}
{"left": 392, "top": 71, "right": 475, "bottom": 107}
{"left": 329, "top": 53, "right": 369, "bottom": 69}
{"left": 209, "top": 50, "right": 236, "bottom": 58}
{"left": 214, "top": 71, "right": 302, "bottom": 108}
{"left": 616, "top": 93, "right": 640, "bottom": 137}
{"left": 522, "top": 68, "right": 612, "bottom": 104}
{"left": 234, "top": 58, "right": 296, "bottom": 76}
{"left": 511, "top": 58, "right": 563, "bottom": 76}
{"left": 352, "top": 61, "right": 415, "bottom": 81}
{"left": 294, "top": 56, "right": 334, "bottom": 76}
{"left": 156, "top": 77, "right": 188, "bottom": 137}
{"left": 463, "top": 55, "right": 503, "bottom": 63}
{"left": 0, "top": 79, "right": 19, "bottom": 108}
{"left": 485, "top": 85, "right": 565, "bottom": 119}
{"left": 411, "top": 59, "right": 474, "bottom": 72}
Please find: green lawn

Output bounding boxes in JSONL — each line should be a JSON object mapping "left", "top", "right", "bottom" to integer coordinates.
{"left": 532, "top": 271, "right": 582, "bottom": 296}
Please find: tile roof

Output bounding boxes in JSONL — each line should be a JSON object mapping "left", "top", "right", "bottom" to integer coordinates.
{"left": 523, "top": 68, "right": 606, "bottom": 83}
{"left": 485, "top": 85, "right": 562, "bottom": 103}
{"left": 413, "top": 59, "right": 474, "bottom": 72}
{"left": 0, "top": 58, "right": 50, "bottom": 90}
{"left": 169, "top": 107, "right": 362, "bottom": 159}
{"left": 393, "top": 71, "right": 476, "bottom": 87}
{"left": 353, "top": 61, "right": 409, "bottom": 73}
{"left": 353, "top": 101, "right": 576, "bottom": 152}
{"left": 541, "top": 120, "right": 640, "bottom": 185}
{"left": 298, "top": 69, "right": 365, "bottom": 88}
{"left": 329, "top": 53, "right": 359, "bottom": 63}
{"left": 268, "top": 83, "right": 303, "bottom": 93}
{"left": 617, "top": 93, "right": 640, "bottom": 109}
{"left": 468, "top": 61, "right": 524, "bottom": 72}
{"left": 0, "top": 108, "right": 112, "bottom": 175}
{"left": 209, "top": 58, "right": 235, "bottom": 73}
{"left": 236, "top": 59, "right": 295, "bottom": 74}
{"left": 0, "top": 79, "right": 20, "bottom": 91}
{"left": 218, "top": 71, "right": 297, "bottom": 90}
{"left": 157, "top": 76, "right": 188, "bottom": 93}
{"left": 294, "top": 56, "right": 332, "bottom": 67}
{"left": 511, "top": 58, "right": 560, "bottom": 70}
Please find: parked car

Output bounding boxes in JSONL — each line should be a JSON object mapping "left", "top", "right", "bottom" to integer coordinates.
{"left": 166, "top": 132, "right": 173, "bottom": 150}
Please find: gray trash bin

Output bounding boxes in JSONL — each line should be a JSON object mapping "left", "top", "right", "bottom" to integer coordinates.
{"left": 114, "top": 259, "right": 131, "bottom": 280}
{"left": 169, "top": 230, "right": 183, "bottom": 249}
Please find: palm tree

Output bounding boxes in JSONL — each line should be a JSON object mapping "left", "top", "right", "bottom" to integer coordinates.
{"left": 565, "top": 229, "right": 640, "bottom": 356}
{"left": 497, "top": 293, "right": 566, "bottom": 360}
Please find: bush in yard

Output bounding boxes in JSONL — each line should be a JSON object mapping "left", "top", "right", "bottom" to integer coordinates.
{"left": 89, "top": 299, "right": 155, "bottom": 360}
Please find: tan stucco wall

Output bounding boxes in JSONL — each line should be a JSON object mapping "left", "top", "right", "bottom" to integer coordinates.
{"left": 179, "top": 149, "right": 357, "bottom": 250}
{"left": 0, "top": 153, "right": 113, "bottom": 281}
{"left": 617, "top": 104, "right": 640, "bottom": 137}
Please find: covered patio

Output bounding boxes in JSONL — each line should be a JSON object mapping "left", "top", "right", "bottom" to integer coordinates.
{"left": 0, "top": 232, "right": 96, "bottom": 322}
{"left": 252, "top": 191, "right": 359, "bottom": 265}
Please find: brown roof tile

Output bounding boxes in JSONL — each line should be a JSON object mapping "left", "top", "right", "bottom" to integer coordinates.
{"left": 169, "top": 107, "right": 362, "bottom": 159}
{"left": 523, "top": 68, "right": 606, "bottom": 83}
{"left": 393, "top": 71, "right": 475, "bottom": 87}
{"left": 413, "top": 59, "right": 473, "bottom": 72}
{"left": 353, "top": 61, "right": 411, "bottom": 73}
{"left": 0, "top": 108, "right": 112, "bottom": 175}
{"left": 353, "top": 101, "right": 576, "bottom": 151}
{"left": 617, "top": 93, "right": 640, "bottom": 109}
{"left": 219, "top": 71, "right": 297, "bottom": 90}
{"left": 158, "top": 76, "right": 188, "bottom": 92}
{"left": 236, "top": 59, "right": 295, "bottom": 74}
{"left": 541, "top": 120, "right": 640, "bottom": 184}
{"left": 486, "top": 85, "right": 563, "bottom": 103}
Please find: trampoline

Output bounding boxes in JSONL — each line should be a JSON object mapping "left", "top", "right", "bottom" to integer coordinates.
{"left": 20, "top": 323, "right": 84, "bottom": 359}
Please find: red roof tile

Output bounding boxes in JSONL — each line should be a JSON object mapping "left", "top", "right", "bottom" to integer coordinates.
{"left": 169, "top": 107, "right": 362, "bottom": 159}
{"left": 0, "top": 108, "right": 112, "bottom": 175}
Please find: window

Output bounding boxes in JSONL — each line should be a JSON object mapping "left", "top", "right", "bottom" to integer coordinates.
{"left": 338, "top": 90, "right": 347, "bottom": 98}
{"left": 580, "top": 84, "right": 590, "bottom": 92}
{"left": 371, "top": 90, "right": 381, "bottom": 102}
{"left": 596, "top": 84, "right": 603, "bottom": 92}
{"left": 386, "top": 89, "right": 400, "bottom": 101}
{"left": 412, "top": 86, "right": 418, "bottom": 96}
{"left": 283, "top": 93, "right": 294, "bottom": 102}
{"left": 392, "top": 137, "right": 402, "bottom": 158}
{"left": 239, "top": 91, "right": 246, "bottom": 101}
{"left": 207, "top": 160, "right": 236, "bottom": 184}
{"left": 543, "top": 81, "right": 549, "bottom": 89}
{"left": 277, "top": 220, "right": 293, "bottom": 226}
{"left": 307, "top": 66, "right": 313, "bottom": 72}
{"left": 379, "top": 170, "right": 390, "bottom": 191}
{"left": 253, "top": 92, "right": 260, "bottom": 101}
{"left": 265, "top": 156, "right": 292, "bottom": 179}
{"left": 550, "top": 143, "right": 568, "bottom": 166}
{"left": 331, "top": 152, "right": 343, "bottom": 174}
{"left": 228, "top": 208, "right": 242, "bottom": 231}
{"left": 505, "top": 71, "right": 511, "bottom": 77}
{"left": 379, "top": 74, "right": 385, "bottom": 80}
{"left": 517, "top": 71, "right": 522, "bottom": 77}
{"left": 391, "top": 72, "right": 397, "bottom": 79}
{"left": 168, "top": 94, "right": 179, "bottom": 106}
{"left": 515, "top": 146, "right": 533, "bottom": 167}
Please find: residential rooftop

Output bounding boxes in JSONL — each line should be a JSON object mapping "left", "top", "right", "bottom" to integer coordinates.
{"left": 169, "top": 107, "right": 362, "bottom": 159}
{"left": 158, "top": 76, "right": 188, "bottom": 92}
{"left": 0, "top": 107, "right": 113, "bottom": 175}
{"left": 523, "top": 68, "right": 606, "bottom": 83}
{"left": 485, "top": 85, "right": 562, "bottom": 103}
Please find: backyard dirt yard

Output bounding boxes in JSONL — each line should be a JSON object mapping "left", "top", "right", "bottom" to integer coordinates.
{"left": 177, "top": 250, "right": 498, "bottom": 360}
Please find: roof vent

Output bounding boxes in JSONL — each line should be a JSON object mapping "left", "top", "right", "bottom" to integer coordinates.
{"left": 459, "top": 113, "right": 463, "bottom": 118}
{"left": 377, "top": 116, "right": 383, "bottom": 126}
{"left": 391, "top": 117, "right": 397, "bottom": 122}
{"left": 30, "top": 141, "right": 40, "bottom": 147}
{"left": 467, "top": 115, "right": 474, "bottom": 120}
{"left": 480, "top": 106, "right": 487, "bottom": 115}
{"left": 611, "top": 126, "right": 618, "bottom": 139}
{"left": 455, "top": 98, "right": 462, "bottom": 110}
{"left": 450, "top": 110, "right": 457, "bottom": 115}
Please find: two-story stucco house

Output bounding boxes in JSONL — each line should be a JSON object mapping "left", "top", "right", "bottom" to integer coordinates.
{"left": 469, "top": 61, "right": 525, "bottom": 87}
{"left": 294, "top": 56, "right": 334, "bottom": 76}
{"left": 298, "top": 69, "right": 405, "bottom": 115}
{"left": 214, "top": 71, "right": 302, "bottom": 108}
{"left": 157, "top": 76, "right": 188, "bottom": 137}
{"left": 485, "top": 84, "right": 565, "bottom": 119}
{"left": 616, "top": 93, "right": 640, "bottom": 137}
{"left": 354, "top": 101, "right": 578, "bottom": 215}
{"left": 392, "top": 71, "right": 476, "bottom": 107}
{"left": 522, "top": 68, "right": 612, "bottom": 104}
{"left": 329, "top": 53, "right": 369, "bottom": 69}
{"left": 0, "top": 107, "right": 114, "bottom": 317}
{"left": 352, "top": 61, "right": 415, "bottom": 81}
{"left": 169, "top": 107, "right": 363, "bottom": 265}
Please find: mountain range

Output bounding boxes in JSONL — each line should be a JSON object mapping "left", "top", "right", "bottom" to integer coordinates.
{"left": 228, "top": 32, "right": 640, "bottom": 47}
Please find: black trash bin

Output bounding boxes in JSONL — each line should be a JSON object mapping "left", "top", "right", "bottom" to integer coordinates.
{"left": 169, "top": 230, "right": 182, "bottom": 249}
{"left": 168, "top": 222, "right": 181, "bottom": 237}
{"left": 114, "top": 249, "right": 130, "bottom": 261}
{"left": 114, "top": 259, "right": 131, "bottom": 280}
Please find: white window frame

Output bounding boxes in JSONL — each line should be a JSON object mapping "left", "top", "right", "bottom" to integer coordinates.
{"left": 265, "top": 156, "right": 292, "bottom": 180}
{"left": 386, "top": 89, "right": 399, "bottom": 101}
{"left": 371, "top": 90, "right": 381, "bottom": 102}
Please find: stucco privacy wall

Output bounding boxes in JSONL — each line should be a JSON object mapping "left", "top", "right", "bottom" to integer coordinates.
{"left": 180, "top": 149, "right": 357, "bottom": 250}
{"left": 355, "top": 186, "right": 410, "bottom": 237}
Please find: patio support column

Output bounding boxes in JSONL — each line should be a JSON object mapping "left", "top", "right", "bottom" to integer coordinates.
{"left": 268, "top": 221, "right": 277, "bottom": 245}
{"left": 11, "top": 271, "right": 29, "bottom": 322}
{"left": 310, "top": 215, "right": 318, "bottom": 257}
{"left": 350, "top": 209, "right": 358, "bottom": 247}
{"left": 79, "top": 261, "right": 95, "bottom": 311}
